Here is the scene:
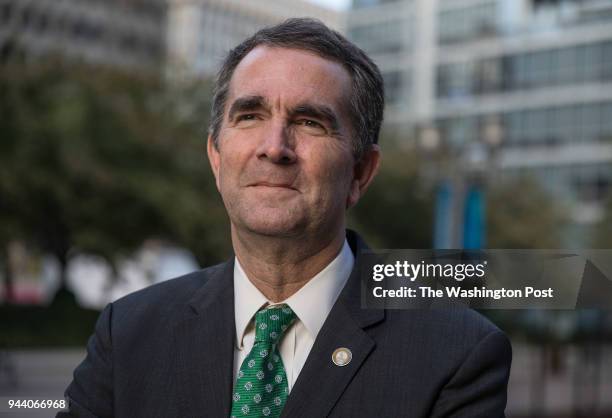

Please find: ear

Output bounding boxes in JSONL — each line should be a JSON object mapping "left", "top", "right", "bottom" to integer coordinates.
{"left": 347, "top": 144, "right": 381, "bottom": 209}
{"left": 207, "top": 134, "right": 221, "bottom": 191}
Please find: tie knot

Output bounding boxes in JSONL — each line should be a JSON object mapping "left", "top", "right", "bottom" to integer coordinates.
{"left": 254, "top": 304, "right": 296, "bottom": 343}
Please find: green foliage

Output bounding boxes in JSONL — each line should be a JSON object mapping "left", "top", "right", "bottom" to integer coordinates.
{"left": 348, "top": 145, "right": 434, "bottom": 249}
{"left": 593, "top": 194, "right": 612, "bottom": 248}
{"left": 487, "top": 176, "right": 566, "bottom": 248}
{"left": 348, "top": 145, "right": 567, "bottom": 251}
{"left": 0, "top": 289, "right": 99, "bottom": 347}
{"left": 0, "top": 62, "right": 231, "bottom": 292}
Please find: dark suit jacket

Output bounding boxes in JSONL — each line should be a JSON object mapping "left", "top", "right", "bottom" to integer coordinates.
{"left": 60, "top": 231, "right": 512, "bottom": 417}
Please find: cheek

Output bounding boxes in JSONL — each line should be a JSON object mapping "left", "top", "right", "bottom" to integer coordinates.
{"left": 218, "top": 143, "right": 248, "bottom": 183}
{"left": 301, "top": 145, "right": 354, "bottom": 197}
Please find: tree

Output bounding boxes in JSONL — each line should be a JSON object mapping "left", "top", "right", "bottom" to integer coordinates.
{"left": 348, "top": 144, "right": 434, "bottom": 249}
{"left": 593, "top": 194, "right": 612, "bottom": 248}
{"left": 487, "top": 176, "right": 566, "bottom": 249}
{"left": 0, "top": 61, "right": 230, "bottom": 300}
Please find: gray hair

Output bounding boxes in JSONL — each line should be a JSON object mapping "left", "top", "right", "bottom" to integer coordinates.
{"left": 208, "top": 18, "right": 384, "bottom": 159}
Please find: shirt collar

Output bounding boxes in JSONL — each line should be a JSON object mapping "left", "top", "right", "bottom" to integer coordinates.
{"left": 233, "top": 239, "right": 354, "bottom": 349}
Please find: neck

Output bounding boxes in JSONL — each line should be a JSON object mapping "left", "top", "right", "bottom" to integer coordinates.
{"left": 232, "top": 225, "right": 346, "bottom": 303}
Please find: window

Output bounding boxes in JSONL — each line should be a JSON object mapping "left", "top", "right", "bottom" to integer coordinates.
{"left": 438, "top": 2, "right": 498, "bottom": 44}
{"left": 348, "top": 18, "right": 406, "bottom": 55}
{"left": 514, "top": 54, "right": 529, "bottom": 89}
{"left": 353, "top": 0, "right": 404, "bottom": 8}
{"left": 581, "top": 104, "right": 600, "bottom": 141}
{"left": 603, "top": 42, "right": 612, "bottom": 80}
{"left": 526, "top": 109, "right": 547, "bottom": 142}
{"left": 476, "top": 58, "right": 502, "bottom": 93}
{"left": 383, "top": 71, "right": 405, "bottom": 105}
{"left": 601, "top": 103, "right": 612, "bottom": 139}
{"left": 575, "top": 45, "right": 589, "bottom": 83}
{"left": 503, "top": 112, "right": 523, "bottom": 146}
{"left": 454, "top": 40, "right": 611, "bottom": 97}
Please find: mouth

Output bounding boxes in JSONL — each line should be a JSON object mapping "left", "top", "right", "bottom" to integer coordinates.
{"left": 249, "top": 182, "right": 298, "bottom": 191}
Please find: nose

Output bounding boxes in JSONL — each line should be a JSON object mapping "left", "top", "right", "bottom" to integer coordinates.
{"left": 255, "top": 119, "right": 297, "bottom": 164}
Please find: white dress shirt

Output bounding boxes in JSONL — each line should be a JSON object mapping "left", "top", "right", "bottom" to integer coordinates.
{"left": 233, "top": 239, "right": 354, "bottom": 392}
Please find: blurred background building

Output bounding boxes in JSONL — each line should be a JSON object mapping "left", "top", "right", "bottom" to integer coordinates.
{"left": 0, "top": 0, "right": 167, "bottom": 71}
{"left": 165, "top": 0, "right": 344, "bottom": 78}
{"left": 347, "top": 0, "right": 612, "bottom": 246}
{"left": 2, "top": 1, "right": 612, "bottom": 417}
{"left": 0, "top": 0, "right": 342, "bottom": 77}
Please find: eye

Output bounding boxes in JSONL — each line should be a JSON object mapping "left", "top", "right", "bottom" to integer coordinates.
{"left": 236, "top": 114, "right": 257, "bottom": 121}
{"left": 303, "top": 120, "right": 322, "bottom": 128}
{"left": 233, "top": 113, "right": 262, "bottom": 127}
{"left": 296, "top": 119, "right": 327, "bottom": 134}
{"left": 298, "top": 119, "right": 323, "bottom": 128}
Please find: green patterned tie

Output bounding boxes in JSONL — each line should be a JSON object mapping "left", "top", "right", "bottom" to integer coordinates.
{"left": 231, "top": 304, "right": 297, "bottom": 418}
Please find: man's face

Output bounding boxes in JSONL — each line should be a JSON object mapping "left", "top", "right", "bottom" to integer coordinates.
{"left": 208, "top": 46, "right": 378, "bottom": 238}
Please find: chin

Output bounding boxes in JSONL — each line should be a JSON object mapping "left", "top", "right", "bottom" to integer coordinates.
{"left": 245, "top": 221, "right": 304, "bottom": 238}
{"left": 240, "top": 210, "right": 306, "bottom": 238}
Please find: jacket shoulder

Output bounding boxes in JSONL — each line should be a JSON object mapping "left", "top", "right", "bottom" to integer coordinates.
{"left": 384, "top": 305, "right": 509, "bottom": 362}
{"left": 109, "top": 261, "right": 229, "bottom": 322}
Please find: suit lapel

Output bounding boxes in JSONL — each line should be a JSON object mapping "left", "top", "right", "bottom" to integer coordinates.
{"left": 281, "top": 231, "right": 384, "bottom": 418}
{"left": 172, "top": 260, "right": 235, "bottom": 417}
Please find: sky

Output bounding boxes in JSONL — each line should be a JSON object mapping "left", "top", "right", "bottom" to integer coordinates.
{"left": 308, "top": 0, "right": 351, "bottom": 11}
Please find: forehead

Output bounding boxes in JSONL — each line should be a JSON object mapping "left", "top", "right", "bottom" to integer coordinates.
{"left": 227, "top": 46, "right": 351, "bottom": 111}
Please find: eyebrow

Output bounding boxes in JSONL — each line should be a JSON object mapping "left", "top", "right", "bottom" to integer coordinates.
{"left": 227, "top": 95, "right": 268, "bottom": 121}
{"left": 290, "top": 103, "right": 340, "bottom": 131}
{"left": 227, "top": 95, "right": 341, "bottom": 132}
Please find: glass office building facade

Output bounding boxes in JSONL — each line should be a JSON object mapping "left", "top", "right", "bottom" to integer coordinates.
{"left": 0, "top": 0, "right": 166, "bottom": 71}
{"left": 166, "top": 0, "right": 342, "bottom": 78}
{"left": 348, "top": 0, "right": 612, "bottom": 235}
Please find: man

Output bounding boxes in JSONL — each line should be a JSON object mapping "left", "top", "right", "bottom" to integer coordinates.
{"left": 61, "top": 18, "right": 511, "bottom": 418}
